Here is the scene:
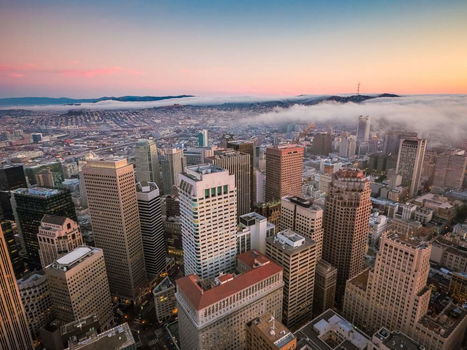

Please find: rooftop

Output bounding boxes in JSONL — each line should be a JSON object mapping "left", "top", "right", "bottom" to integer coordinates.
{"left": 176, "top": 251, "right": 282, "bottom": 310}
{"left": 373, "top": 328, "right": 424, "bottom": 350}
{"left": 41, "top": 214, "right": 69, "bottom": 226}
{"left": 247, "top": 313, "right": 296, "bottom": 348}
{"left": 295, "top": 309, "right": 370, "bottom": 350}
{"left": 13, "top": 187, "right": 62, "bottom": 198}
{"left": 267, "top": 229, "right": 313, "bottom": 251}
{"left": 65, "top": 323, "right": 135, "bottom": 350}
{"left": 49, "top": 246, "right": 97, "bottom": 271}
{"left": 182, "top": 164, "right": 227, "bottom": 181}
{"left": 153, "top": 276, "right": 175, "bottom": 294}
{"left": 347, "top": 269, "right": 370, "bottom": 291}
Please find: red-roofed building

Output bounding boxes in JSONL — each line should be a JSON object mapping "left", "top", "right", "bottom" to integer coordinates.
{"left": 176, "top": 250, "right": 284, "bottom": 350}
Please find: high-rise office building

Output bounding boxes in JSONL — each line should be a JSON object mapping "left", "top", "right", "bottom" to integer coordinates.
{"left": 396, "top": 137, "right": 427, "bottom": 197}
{"left": 338, "top": 135, "right": 357, "bottom": 159}
{"left": 35, "top": 168, "right": 55, "bottom": 188}
{"left": 161, "top": 148, "right": 185, "bottom": 194}
{"left": 45, "top": 246, "right": 114, "bottom": 329}
{"left": 83, "top": 159, "right": 147, "bottom": 300}
{"left": 265, "top": 145, "right": 304, "bottom": 202}
{"left": 1, "top": 220, "right": 24, "bottom": 277}
{"left": 227, "top": 140, "right": 256, "bottom": 206}
{"left": 280, "top": 196, "right": 323, "bottom": 260}
{"left": 134, "top": 139, "right": 161, "bottom": 186}
{"left": 13, "top": 187, "right": 77, "bottom": 269}
{"left": 136, "top": 182, "right": 166, "bottom": 279}
{"left": 37, "top": 215, "right": 83, "bottom": 268}
{"left": 356, "top": 115, "right": 370, "bottom": 143}
{"left": 153, "top": 277, "right": 177, "bottom": 324}
{"left": 312, "top": 260, "right": 337, "bottom": 315}
{"left": 236, "top": 212, "right": 275, "bottom": 254}
{"left": 17, "top": 272, "right": 53, "bottom": 338}
{"left": 432, "top": 150, "right": 467, "bottom": 191}
{"left": 0, "top": 225, "right": 33, "bottom": 350}
{"left": 0, "top": 164, "right": 27, "bottom": 191}
{"left": 266, "top": 230, "right": 317, "bottom": 329}
{"left": 197, "top": 129, "right": 208, "bottom": 147}
{"left": 178, "top": 164, "right": 237, "bottom": 279}
{"left": 246, "top": 313, "right": 297, "bottom": 350}
{"left": 343, "top": 230, "right": 431, "bottom": 336}
{"left": 322, "top": 169, "right": 372, "bottom": 307}
{"left": 207, "top": 149, "right": 251, "bottom": 216}
{"left": 254, "top": 201, "right": 282, "bottom": 230}
{"left": 176, "top": 251, "right": 284, "bottom": 350}
{"left": 309, "top": 133, "right": 332, "bottom": 156}
{"left": 64, "top": 322, "right": 135, "bottom": 350}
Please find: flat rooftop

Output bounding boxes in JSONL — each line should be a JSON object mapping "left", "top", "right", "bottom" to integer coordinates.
{"left": 50, "top": 246, "right": 97, "bottom": 271}
{"left": 295, "top": 309, "right": 370, "bottom": 350}
{"left": 13, "top": 187, "right": 62, "bottom": 198}
{"left": 182, "top": 164, "right": 227, "bottom": 181}
{"left": 65, "top": 323, "right": 135, "bottom": 350}
{"left": 373, "top": 328, "right": 423, "bottom": 350}
{"left": 247, "top": 313, "right": 296, "bottom": 348}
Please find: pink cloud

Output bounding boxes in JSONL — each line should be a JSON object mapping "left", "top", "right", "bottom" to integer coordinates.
{"left": 8, "top": 73, "right": 24, "bottom": 78}
{"left": 58, "top": 66, "right": 123, "bottom": 78}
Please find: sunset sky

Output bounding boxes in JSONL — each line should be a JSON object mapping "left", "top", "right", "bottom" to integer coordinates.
{"left": 1, "top": 0, "right": 467, "bottom": 97}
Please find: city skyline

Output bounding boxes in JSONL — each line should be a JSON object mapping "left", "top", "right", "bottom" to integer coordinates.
{"left": 1, "top": 0, "right": 467, "bottom": 97}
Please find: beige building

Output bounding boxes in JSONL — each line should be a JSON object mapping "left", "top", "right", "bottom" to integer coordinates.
{"left": 17, "top": 272, "right": 53, "bottom": 338}
{"left": 322, "top": 169, "right": 372, "bottom": 307}
{"left": 0, "top": 225, "right": 33, "bottom": 350}
{"left": 432, "top": 150, "right": 466, "bottom": 191}
{"left": 246, "top": 313, "right": 297, "bottom": 350}
{"left": 266, "top": 230, "right": 317, "bottom": 329}
{"left": 265, "top": 145, "right": 304, "bottom": 202}
{"left": 344, "top": 230, "right": 467, "bottom": 350}
{"left": 161, "top": 148, "right": 184, "bottom": 195}
{"left": 176, "top": 250, "right": 284, "bottom": 350}
{"left": 280, "top": 196, "right": 323, "bottom": 260}
{"left": 45, "top": 246, "right": 114, "bottom": 330}
{"left": 207, "top": 149, "right": 251, "bottom": 216}
{"left": 37, "top": 215, "right": 83, "bottom": 268}
{"left": 396, "top": 137, "right": 427, "bottom": 198}
{"left": 83, "top": 159, "right": 147, "bottom": 300}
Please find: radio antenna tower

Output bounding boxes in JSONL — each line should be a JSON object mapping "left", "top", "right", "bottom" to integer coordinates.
{"left": 357, "top": 82, "right": 360, "bottom": 96}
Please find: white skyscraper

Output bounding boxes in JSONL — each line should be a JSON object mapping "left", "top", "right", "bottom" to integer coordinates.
{"left": 178, "top": 164, "right": 237, "bottom": 279}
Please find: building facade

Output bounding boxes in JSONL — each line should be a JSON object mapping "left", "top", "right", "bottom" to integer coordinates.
{"left": 322, "top": 169, "right": 372, "bottom": 307}
{"left": 266, "top": 230, "right": 317, "bottom": 329}
{"left": 45, "top": 246, "right": 114, "bottom": 330}
{"left": 265, "top": 145, "right": 304, "bottom": 202}
{"left": 396, "top": 137, "right": 427, "bottom": 197}
{"left": 136, "top": 182, "right": 166, "bottom": 279}
{"left": 37, "top": 215, "right": 83, "bottom": 268}
{"left": 83, "top": 159, "right": 147, "bottom": 300}
{"left": 178, "top": 164, "right": 237, "bottom": 279}
{"left": 0, "top": 225, "right": 33, "bottom": 350}
{"left": 134, "top": 139, "right": 161, "bottom": 186}
{"left": 176, "top": 251, "right": 284, "bottom": 350}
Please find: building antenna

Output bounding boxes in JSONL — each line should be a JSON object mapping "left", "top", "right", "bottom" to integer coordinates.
{"left": 357, "top": 82, "right": 360, "bottom": 96}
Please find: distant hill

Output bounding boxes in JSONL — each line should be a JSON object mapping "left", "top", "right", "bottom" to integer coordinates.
{"left": 0, "top": 95, "right": 194, "bottom": 106}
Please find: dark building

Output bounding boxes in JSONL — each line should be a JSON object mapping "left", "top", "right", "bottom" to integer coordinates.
{"left": 0, "top": 221, "right": 25, "bottom": 278}
{"left": 309, "top": 133, "right": 332, "bottom": 156}
{"left": 0, "top": 165, "right": 28, "bottom": 191}
{"left": 13, "top": 187, "right": 77, "bottom": 269}
{"left": 227, "top": 140, "right": 256, "bottom": 206}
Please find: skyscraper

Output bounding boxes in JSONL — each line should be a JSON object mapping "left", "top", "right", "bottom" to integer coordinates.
{"left": 45, "top": 246, "right": 114, "bottom": 329}
{"left": 197, "top": 129, "right": 208, "bottom": 147}
{"left": 161, "top": 148, "right": 185, "bottom": 194}
{"left": 0, "top": 225, "right": 33, "bottom": 350}
{"left": 176, "top": 251, "right": 284, "bottom": 350}
{"left": 0, "top": 220, "right": 24, "bottom": 277}
{"left": 236, "top": 212, "right": 275, "bottom": 254}
{"left": 83, "top": 159, "right": 147, "bottom": 300}
{"left": 0, "top": 164, "right": 27, "bottom": 191}
{"left": 266, "top": 230, "right": 317, "bottom": 329}
{"left": 356, "top": 115, "right": 370, "bottom": 143}
{"left": 343, "top": 230, "right": 431, "bottom": 336}
{"left": 396, "top": 137, "right": 427, "bottom": 197}
{"left": 432, "top": 150, "right": 467, "bottom": 191}
{"left": 265, "top": 145, "right": 304, "bottom": 202}
{"left": 227, "top": 140, "right": 256, "bottom": 206}
{"left": 37, "top": 215, "right": 83, "bottom": 268}
{"left": 134, "top": 139, "right": 161, "bottom": 186}
{"left": 206, "top": 149, "right": 251, "bottom": 216}
{"left": 322, "top": 169, "right": 372, "bottom": 307}
{"left": 13, "top": 187, "right": 77, "bottom": 269}
{"left": 309, "top": 133, "right": 332, "bottom": 156}
{"left": 178, "top": 164, "right": 237, "bottom": 279}
{"left": 136, "top": 182, "right": 166, "bottom": 279}
{"left": 280, "top": 196, "right": 324, "bottom": 260}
